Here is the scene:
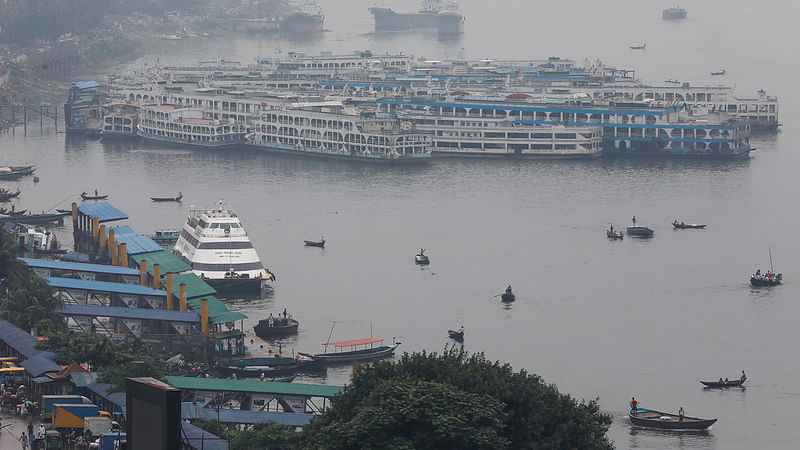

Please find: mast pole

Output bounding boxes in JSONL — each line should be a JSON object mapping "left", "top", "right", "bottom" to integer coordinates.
{"left": 769, "top": 247, "right": 774, "bottom": 273}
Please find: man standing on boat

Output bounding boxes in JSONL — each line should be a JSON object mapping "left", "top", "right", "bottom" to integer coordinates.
{"left": 268, "top": 313, "right": 275, "bottom": 327}
{"left": 632, "top": 216, "right": 636, "bottom": 225}
{"left": 630, "top": 397, "right": 638, "bottom": 412}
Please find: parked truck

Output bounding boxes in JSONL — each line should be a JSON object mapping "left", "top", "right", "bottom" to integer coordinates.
{"left": 53, "top": 403, "right": 103, "bottom": 429}
{"left": 42, "top": 395, "right": 91, "bottom": 420}
{"left": 100, "top": 432, "right": 126, "bottom": 450}
{"left": 84, "top": 416, "right": 121, "bottom": 437}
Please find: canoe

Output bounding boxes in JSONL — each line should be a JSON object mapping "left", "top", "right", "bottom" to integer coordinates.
{"left": 150, "top": 194, "right": 183, "bottom": 202}
{"left": 629, "top": 408, "right": 717, "bottom": 430}
{"left": 501, "top": 292, "right": 515, "bottom": 302}
{"left": 415, "top": 254, "right": 430, "bottom": 265}
{"left": 223, "top": 356, "right": 324, "bottom": 373}
{"left": 750, "top": 274, "right": 782, "bottom": 287}
{"left": 627, "top": 225, "right": 654, "bottom": 237}
{"left": 81, "top": 193, "right": 109, "bottom": 200}
{"left": 448, "top": 329, "right": 464, "bottom": 341}
{"left": 304, "top": 239, "right": 325, "bottom": 248}
{"left": 672, "top": 222, "right": 706, "bottom": 229}
{"left": 254, "top": 318, "right": 299, "bottom": 339}
{"left": 700, "top": 379, "right": 744, "bottom": 388}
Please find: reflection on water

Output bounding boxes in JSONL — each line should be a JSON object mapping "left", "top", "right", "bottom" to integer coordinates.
{"left": 628, "top": 425, "right": 716, "bottom": 449}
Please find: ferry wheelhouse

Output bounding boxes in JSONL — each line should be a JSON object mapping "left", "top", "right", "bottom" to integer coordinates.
{"left": 174, "top": 201, "right": 273, "bottom": 296}
{"left": 138, "top": 105, "right": 247, "bottom": 148}
{"left": 248, "top": 102, "right": 432, "bottom": 163}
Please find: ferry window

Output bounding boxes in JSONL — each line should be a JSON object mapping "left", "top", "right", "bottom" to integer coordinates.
{"left": 532, "top": 133, "right": 552, "bottom": 139}
{"left": 532, "top": 144, "right": 551, "bottom": 150}
{"left": 210, "top": 223, "right": 220, "bottom": 228}
{"left": 198, "top": 219, "right": 209, "bottom": 228}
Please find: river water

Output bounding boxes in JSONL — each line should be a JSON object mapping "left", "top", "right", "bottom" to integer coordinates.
{"left": 2, "top": 0, "right": 799, "bottom": 447}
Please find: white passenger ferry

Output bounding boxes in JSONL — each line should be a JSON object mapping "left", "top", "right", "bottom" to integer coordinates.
{"left": 248, "top": 102, "right": 432, "bottom": 163}
{"left": 174, "top": 201, "right": 273, "bottom": 297}
{"left": 138, "top": 104, "right": 247, "bottom": 148}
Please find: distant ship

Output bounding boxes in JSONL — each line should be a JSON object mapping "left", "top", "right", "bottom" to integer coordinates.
{"left": 370, "top": 0, "right": 464, "bottom": 34}
{"left": 662, "top": 7, "right": 687, "bottom": 20}
{"left": 281, "top": 0, "right": 324, "bottom": 33}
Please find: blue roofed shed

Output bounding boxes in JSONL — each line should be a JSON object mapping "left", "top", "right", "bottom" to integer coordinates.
{"left": 20, "top": 353, "right": 61, "bottom": 377}
{"left": 0, "top": 319, "right": 49, "bottom": 359}
{"left": 74, "top": 81, "right": 101, "bottom": 90}
{"left": 77, "top": 202, "right": 128, "bottom": 223}
{"left": 182, "top": 422, "right": 229, "bottom": 450}
{"left": 113, "top": 234, "right": 163, "bottom": 255}
{"left": 57, "top": 304, "right": 200, "bottom": 323}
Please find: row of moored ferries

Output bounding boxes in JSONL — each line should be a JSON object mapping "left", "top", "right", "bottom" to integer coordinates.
{"left": 64, "top": 52, "right": 779, "bottom": 162}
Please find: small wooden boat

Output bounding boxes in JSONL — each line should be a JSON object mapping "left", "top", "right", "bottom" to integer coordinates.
{"left": 56, "top": 209, "right": 72, "bottom": 214}
{"left": 0, "top": 211, "right": 70, "bottom": 225}
{"left": 607, "top": 229, "right": 623, "bottom": 239}
{"left": 415, "top": 249, "right": 429, "bottom": 265}
{"left": 501, "top": 287, "right": 515, "bottom": 302}
{"left": 630, "top": 43, "right": 646, "bottom": 50}
{"left": 299, "top": 337, "right": 399, "bottom": 364}
{"left": 629, "top": 408, "right": 717, "bottom": 430}
{"left": 672, "top": 221, "right": 706, "bottom": 229}
{"left": 0, "top": 208, "right": 26, "bottom": 216}
{"left": 627, "top": 225, "right": 654, "bottom": 237}
{"left": 0, "top": 188, "right": 21, "bottom": 202}
{"left": 0, "top": 165, "right": 35, "bottom": 179}
{"left": 254, "top": 317, "right": 299, "bottom": 339}
{"left": 150, "top": 192, "right": 183, "bottom": 202}
{"left": 700, "top": 379, "right": 744, "bottom": 388}
{"left": 215, "top": 362, "right": 300, "bottom": 379}
{"left": 304, "top": 238, "right": 325, "bottom": 248}
{"left": 224, "top": 356, "right": 324, "bottom": 373}
{"left": 710, "top": 69, "right": 726, "bottom": 76}
{"left": 81, "top": 192, "right": 109, "bottom": 200}
{"left": 448, "top": 329, "right": 464, "bottom": 341}
{"left": 750, "top": 273, "right": 782, "bottom": 287}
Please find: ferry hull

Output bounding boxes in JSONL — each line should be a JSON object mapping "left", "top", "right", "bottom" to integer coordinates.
{"left": 248, "top": 142, "right": 432, "bottom": 165}
{"left": 432, "top": 150, "right": 602, "bottom": 159}
{"left": 138, "top": 132, "right": 245, "bottom": 149}
{"left": 370, "top": 8, "right": 463, "bottom": 34}
{"left": 280, "top": 14, "right": 324, "bottom": 33}
{"left": 204, "top": 277, "right": 265, "bottom": 297}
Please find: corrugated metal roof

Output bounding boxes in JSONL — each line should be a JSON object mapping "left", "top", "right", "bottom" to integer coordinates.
{"left": 57, "top": 304, "right": 200, "bottom": 323}
{"left": 44, "top": 276, "right": 166, "bottom": 296}
{"left": 86, "top": 381, "right": 126, "bottom": 408}
{"left": 19, "top": 258, "right": 140, "bottom": 276}
{"left": 20, "top": 353, "right": 61, "bottom": 377}
{"left": 74, "top": 81, "right": 101, "bottom": 89}
{"left": 169, "top": 273, "right": 216, "bottom": 299}
{"left": 77, "top": 203, "right": 128, "bottom": 223}
{"left": 165, "top": 376, "right": 343, "bottom": 398}
{"left": 106, "top": 225, "right": 135, "bottom": 237}
{"left": 181, "top": 402, "right": 312, "bottom": 427}
{"left": 31, "top": 376, "right": 54, "bottom": 384}
{"left": 183, "top": 296, "right": 246, "bottom": 323}
{"left": 0, "top": 319, "right": 48, "bottom": 359}
{"left": 131, "top": 250, "right": 191, "bottom": 275}
{"left": 182, "top": 422, "right": 229, "bottom": 450}
{"left": 114, "top": 234, "right": 163, "bottom": 255}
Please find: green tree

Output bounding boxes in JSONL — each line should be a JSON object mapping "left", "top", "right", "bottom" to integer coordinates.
{"left": 303, "top": 347, "right": 613, "bottom": 450}
{"left": 227, "top": 422, "right": 300, "bottom": 450}
{"left": 0, "top": 227, "right": 24, "bottom": 289}
{"left": 1, "top": 268, "right": 64, "bottom": 333}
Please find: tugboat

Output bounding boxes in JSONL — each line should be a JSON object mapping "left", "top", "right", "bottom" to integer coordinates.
{"left": 173, "top": 200, "right": 274, "bottom": 296}
{"left": 415, "top": 248, "right": 430, "bottom": 265}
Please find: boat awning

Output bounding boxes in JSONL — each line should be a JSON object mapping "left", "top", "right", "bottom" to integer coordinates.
{"left": 328, "top": 338, "right": 384, "bottom": 347}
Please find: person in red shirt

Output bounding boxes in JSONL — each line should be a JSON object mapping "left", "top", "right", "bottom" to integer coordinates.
{"left": 631, "top": 397, "right": 638, "bottom": 412}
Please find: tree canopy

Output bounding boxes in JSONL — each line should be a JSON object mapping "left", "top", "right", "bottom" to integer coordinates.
{"left": 303, "top": 347, "right": 613, "bottom": 450}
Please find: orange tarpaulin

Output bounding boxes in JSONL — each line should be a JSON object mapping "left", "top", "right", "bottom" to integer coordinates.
{"left": 326, "top": 338, "right": 384, "bottom": 347}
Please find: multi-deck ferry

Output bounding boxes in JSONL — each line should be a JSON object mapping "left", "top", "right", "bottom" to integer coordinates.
{"left": 137, "top": 105, "right": 247, "bottom": 148}
{"left": 248, "top": 102, "right": 432, "bottom": 164}
{"left": 173, "top": 201, "right": 273, "bottom": 296}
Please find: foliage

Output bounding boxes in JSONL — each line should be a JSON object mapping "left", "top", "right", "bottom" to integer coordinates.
{"left": 303, "top": 346, "right": 613, "bottom": 450}
{"left": 1, "top": 266, "right": 64, "bottom": 333}
{"left": 195, "top": 420, "right": 299, "bottom": 450}
{"left": 35, "top": 332, "right": 167, "bottom": 392}
{"left": 0, "top": 227, "right": 24, "bottom": 289}
{"left": 307, "top": 379, "right": 508, "bottom": 450}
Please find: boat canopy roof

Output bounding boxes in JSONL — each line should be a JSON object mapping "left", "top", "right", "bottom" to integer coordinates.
{"left": 328, "top": 337, "right": 384, "bottom": 347}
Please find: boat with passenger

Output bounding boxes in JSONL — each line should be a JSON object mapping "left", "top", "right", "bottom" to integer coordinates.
{"left": 147, "top": 229, "right": 180, "bottom": 246}
{"left": 0, "top": 165, "right": 35, "bottom": 180}
{"left": 138, "top": 105, "right": 247, "bottom": 149}
{"left": 501, "top": 285, "right": 515, "bottom": 302}
{"left": 700, "top": 378, "right": 744, "bottom": 388}
{"left": 415, "top": 249, "right": 429, "bottom": 265}
{"left": 254, "top": 313, "right": 299, "bottom": 339}
{"left": 173, "top": 200, "right": 274, "bottom": 296}
{"left": 662, "top": 7, "right": 687, "bottom": 20}
{"left": 299, "top": 337, "right": 399, "bottom": 364}
{"left": 248, "top": 103, "right": 432, "bottom": 164}
{"left": 672, "top": 220, "right": 706, "bottom": 229}
{"left": 629, "top": 406, "right": 716, "bottom": 430}
{"left": 751, "top": 249, "right": 782, "bottom": 287}
{"left": 304, "top": 237, "right": 325, "bottom": 248}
